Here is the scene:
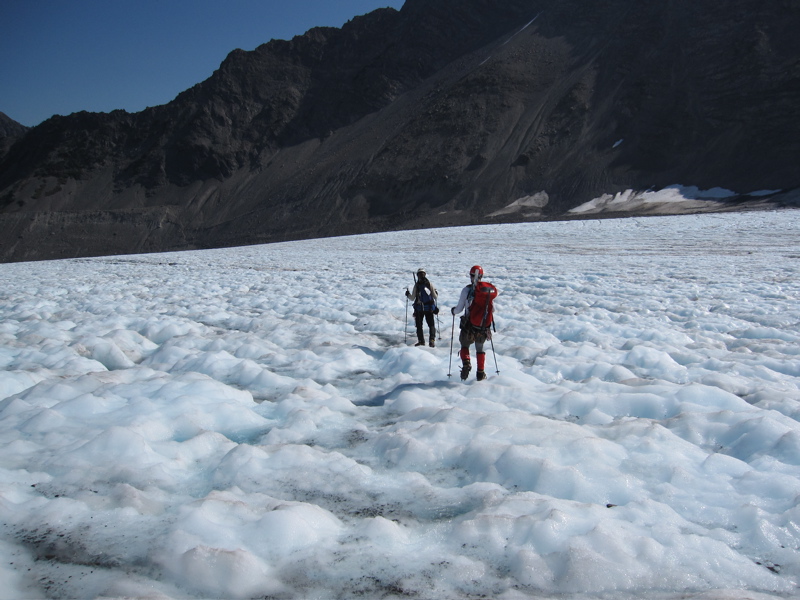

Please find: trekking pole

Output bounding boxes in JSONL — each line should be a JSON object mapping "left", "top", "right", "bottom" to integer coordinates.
{"left": 447, "top": 312, "right": 455, "bottom": 377}
{"left": 404, "top": 291, "right": 409, "bottom": 344}
{"left": 489, "top": 334, "right": 500, "bottom": 375}
{"left": 411, "top": 273, "right": 417, "bottom": 345}
{"left": 436, "top": 311, "right": 442, "bottom": 340}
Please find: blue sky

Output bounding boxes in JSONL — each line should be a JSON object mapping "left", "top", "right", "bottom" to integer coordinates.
{"left": 0, "top": 0, "right": 405, "bottom": 127}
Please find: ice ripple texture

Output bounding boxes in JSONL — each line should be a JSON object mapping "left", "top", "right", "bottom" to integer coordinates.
{"left": 0, "top": 211, "right": 799, "bottom": 600}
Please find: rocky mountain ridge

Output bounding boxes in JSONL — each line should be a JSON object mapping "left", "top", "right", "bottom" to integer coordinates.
{"left": 1, "top": 0, "right": 799, "bottom": 262}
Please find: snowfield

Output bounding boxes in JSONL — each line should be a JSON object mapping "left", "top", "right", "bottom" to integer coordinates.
{"left": 1, "top": 210, "right": 799, "bottom": 599}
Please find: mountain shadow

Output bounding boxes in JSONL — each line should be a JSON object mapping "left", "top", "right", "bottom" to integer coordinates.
{"left": 1, "top": 0, "right": 799, "bottom": 262}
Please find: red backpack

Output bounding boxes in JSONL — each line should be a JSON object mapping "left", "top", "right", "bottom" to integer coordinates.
{"left": 468, "top": 281, "right": 498, "bottom": 330}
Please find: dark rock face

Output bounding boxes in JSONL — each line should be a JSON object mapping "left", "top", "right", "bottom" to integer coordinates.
{"left": 0, "top": 112, "right": 27, "bottom": 157}
{"left": 1, "top": 0, "right": 799, "bottom": 262}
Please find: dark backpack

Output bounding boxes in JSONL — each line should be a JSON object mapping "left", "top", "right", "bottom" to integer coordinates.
{"left": 468, "top": 281, "right": 498, "bottom": 330}
{"left": 417, "top": 284, "right": 436, "bottom": 312}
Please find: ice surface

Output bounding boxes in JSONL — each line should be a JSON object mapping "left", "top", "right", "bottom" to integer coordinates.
{"left": 0, "top": 211, "right": 799, "bottom": 599}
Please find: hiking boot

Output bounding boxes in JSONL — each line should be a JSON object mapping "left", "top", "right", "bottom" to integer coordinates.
{"left": 460, "top": 360, "right": 471, "bottom": 381}
{"left": 476, "top": 370, "right": 486, "bottom": 381}
{"left": 415, "top": 341, "right": 425, "bottom": 346}
{"left": 429, "top": 337, "right": 435, "bottom": 348}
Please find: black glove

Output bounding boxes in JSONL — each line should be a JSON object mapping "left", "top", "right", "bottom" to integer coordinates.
{"left": 405, "top": 290, "right": 411, "bottom": 298}
{"left": 434, "top": 307, "right": 439, "bottom": 315}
